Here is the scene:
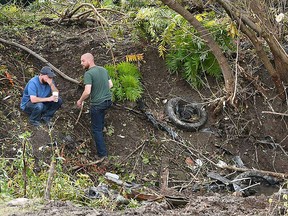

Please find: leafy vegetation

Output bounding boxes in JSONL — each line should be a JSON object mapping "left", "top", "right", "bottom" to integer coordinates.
{"left": 0, "top": 1, "right": 287, "bottom": 215}
{"left": 268, "top": 182, "right": 288, "bottom": 215}
{"left": 105, "top": 62, "right": 143, "bottom": 102}
{"left": 0, "top": 3, "right": 45, "bottom": 33}
{"left": 133, "top": 8, "right": 235, "bottom": 88}
{"left": 133, "top": 7, "right": 174, "bottom": 43}
{"left": 0, "top": 130, "right": 135, "bottom": 209}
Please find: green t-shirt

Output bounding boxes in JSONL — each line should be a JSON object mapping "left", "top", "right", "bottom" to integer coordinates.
{"left": 84, "top": 66, "right": 112, "bottom": 105}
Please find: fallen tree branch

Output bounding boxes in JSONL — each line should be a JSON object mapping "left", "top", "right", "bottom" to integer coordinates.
{"left": 160, "top": 157, "right": 169, "bottom": 194}
{"left": 262, "top": 111, "right": 288, "bottom": 117}
{"left": 113, "top": 103, "right": 143, "bottom": 115}
{"left": 119, "top": 141, "right": 146, "bottom": 165}
{"left": 220, "top": 165, "right": 288, "bottom": 179}
{"left": 64, "top": 3, "right": 109, "bottom": 25}
{"left": 0, "top": 38, "right": 80, "bottom": 85}
{"left": 75, "top": 101, "right": 84, "bottom": 125}
{"left": 22, "top": 137, "right": 27, "bottom": 197}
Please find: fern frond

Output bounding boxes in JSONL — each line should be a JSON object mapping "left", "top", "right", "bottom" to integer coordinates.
{"left": 158, "top": 44, "right": 166, "bottom": 58}
{"left": 119, "top": 75, "right": 141, "bottom": 89}
{"left": 117, "top": 62, "right": 141, "bottom": 78}
{"left": 202, "top": 52, "right": 222, "bottom": 78}
{"left": 104, "top": 64, "right": 118, "bottom": 79}
{"left": 125, "top": 87, "right": 143, "bottom": 102}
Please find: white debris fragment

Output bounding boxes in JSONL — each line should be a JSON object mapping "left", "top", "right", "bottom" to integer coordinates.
{"left": 217, "top": 160, "right": 228, "bottom": 168}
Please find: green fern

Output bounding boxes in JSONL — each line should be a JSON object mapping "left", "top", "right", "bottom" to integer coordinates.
{"left": 120, "top": 75, "right": 141, "bottom": 89}
{"left": 125, "top": 87, "right": 143, "bottom": 102}
{"left": 105, "top": 64, "right": 118, "bottom": 79}
{"left": 133, "top": 7, "right": 235, "bottom": 88}
{"left": 202, "top": 52, "right": 222, "bottom": 78}
{"left": 117, "top": 62, "right": 141, "bottom": 78}
{"left": 104, "top": 62, "right": 143, "bottom": 102}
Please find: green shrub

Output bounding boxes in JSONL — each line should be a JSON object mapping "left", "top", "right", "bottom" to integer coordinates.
{"left": 116, "top": 62, "right": 141, "bottom": 79}
{"left": 120, "top": 75, "right": 143, "bottom": 102}
{"left": 105, "top": 64, "right": 118, "bottom": 79}
{"left": 133, "top": 8, "right": 235, "bottom": 88}
{"left": 119, "top": 75, "right": 140, "bottom": 88}
{"left": 0, "top": 152, "right": 94, "bottom": 203}
{"left": 104, "top": 62, "right": 143, "bottom": 102}
{"left": 0, "top": 4, "right": 42, "bottom": 33}
{"left": 133, "top": 7, "right": 173, "bottom": 42}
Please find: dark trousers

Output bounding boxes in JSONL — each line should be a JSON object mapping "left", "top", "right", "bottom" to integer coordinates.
{"left": 90, "top": 100, "right": 112, "bottom": 157}
{"left": 23, "top": 98, "right": 62, "bottom": 126}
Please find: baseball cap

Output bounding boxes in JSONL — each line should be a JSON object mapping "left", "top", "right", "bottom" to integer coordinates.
{"left": 40, "top": 66, "right": 56, "bottom": 78}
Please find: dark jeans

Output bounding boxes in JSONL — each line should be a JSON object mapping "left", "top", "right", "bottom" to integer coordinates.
{"left": 90, "top": 100, "right": 112, "bottom": 157}
{"left": 23, "top": 98, "right": 62, "bottom": 126}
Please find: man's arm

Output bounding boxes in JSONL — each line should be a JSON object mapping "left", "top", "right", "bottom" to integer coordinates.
{"left": 30, "top": 95, "right": 54, "bottom": 103}
{"left": 30, "top": 77, "right": 58, "bottom": 103}
{"left": 49, "top": 82, "right": 58, "bottom": 93}
{"left": 77, "top": 84, "right": 91, "bottom": 108}
{"left": 45, "top": 77, "right": 59, "bottom": 93}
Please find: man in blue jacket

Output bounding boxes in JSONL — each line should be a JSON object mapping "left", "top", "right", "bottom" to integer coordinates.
{"left": 20, "top": 66, "right": 62, "bottom": 126}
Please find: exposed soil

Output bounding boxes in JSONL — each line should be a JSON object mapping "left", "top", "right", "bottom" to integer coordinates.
{"left": 0, "top": 20, "right": 288, "bottom": 216}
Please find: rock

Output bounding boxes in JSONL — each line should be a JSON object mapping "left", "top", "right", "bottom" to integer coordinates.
{"left": 7, "top": 198, "right": 30, "bottom": 207}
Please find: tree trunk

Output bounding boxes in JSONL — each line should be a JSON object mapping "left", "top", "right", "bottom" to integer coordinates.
{"left": 216, "top": 0, "right": 287, "bottom": 99}
{"left": 239, "top": 24, "right": 286, "bottom": 100}
{"left": 248, "top": 0, "right": 288, "bottom": 84}
{"left": 160, "top": 0, "right": 235, "bottom": 95}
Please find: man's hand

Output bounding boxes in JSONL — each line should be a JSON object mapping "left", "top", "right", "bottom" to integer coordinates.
{"left": 77, "top": 100, "right": 83, "bottom": 108}
{"left": 43, "top": 76, "right": 53, "bottom": 85}
{"left": 50, "top": 95, "right": 58, "bottom": 102}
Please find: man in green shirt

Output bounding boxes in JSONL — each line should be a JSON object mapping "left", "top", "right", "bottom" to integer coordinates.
{"left": 77, "top": 53, "right": 113, "bottom": 159}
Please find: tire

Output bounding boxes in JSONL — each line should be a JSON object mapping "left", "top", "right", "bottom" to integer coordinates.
{"left": 166, "top": 97, "right": 208, "bottom": 131}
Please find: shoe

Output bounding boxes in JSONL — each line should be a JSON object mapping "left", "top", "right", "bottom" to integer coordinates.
{"left": 41, "top": 117, "right": 52, "bottom": 127}
{"left": 41, "top": 117, "right": 51, "bottom": 123}
{"left": 96, "top": 156, "right": 107, "bottom": 162}
{"left": 101, "top": 156, "right": 108, "bottom": 161}
{"left": 46, "top": 121, "right": 53, "bottom": 128}
{"left": 30, "top": 120, "right": 40, "bottom": 127}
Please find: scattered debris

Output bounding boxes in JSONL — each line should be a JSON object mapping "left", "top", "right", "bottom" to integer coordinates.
{"left": 145, "top": 111, "right": 182, "bottom": 141}
{"left": 86, "top": 184, "right": 110, "bottom": 199}
{"left": 206, "top": 169, "right": 281, "bottom": 197}
{"left": 83, "top": 172, "right": 190, "bottom": 209}
{"left": 232, "top": 156, "right": 246, "bottom": 168}
{"left": 165, "top": 195, "right": 189, "bottom": 208}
